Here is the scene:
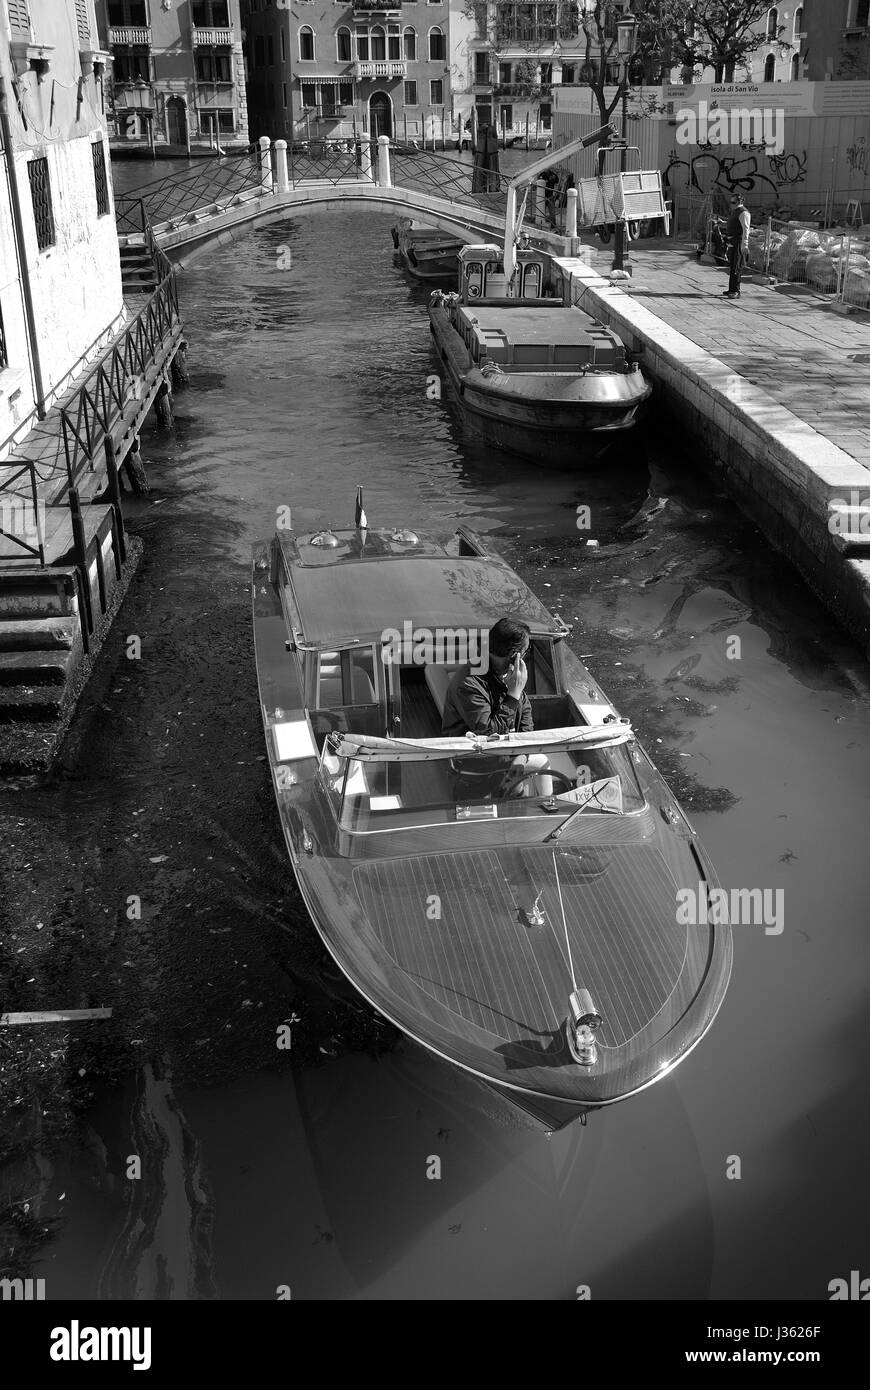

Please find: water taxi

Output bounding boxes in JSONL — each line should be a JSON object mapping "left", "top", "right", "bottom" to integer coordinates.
{"left": 253, "top": 500, "right": 732, "bottom": 1129}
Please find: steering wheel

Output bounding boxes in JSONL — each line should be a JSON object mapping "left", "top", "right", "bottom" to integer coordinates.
{"left": 500, "top": 769, "right": 575, "bottom": 800}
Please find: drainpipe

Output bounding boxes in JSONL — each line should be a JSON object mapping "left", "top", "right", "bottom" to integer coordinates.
{"left": 0, "top": 77, "right": 47, "bottom": 419}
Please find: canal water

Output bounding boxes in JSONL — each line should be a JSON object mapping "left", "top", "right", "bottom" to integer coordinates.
{"left": 1, "top": 198, "right": 869, "bottom": 1301}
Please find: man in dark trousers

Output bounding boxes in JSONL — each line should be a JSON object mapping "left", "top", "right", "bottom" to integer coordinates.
{"left": 723, "top": 193, "right": 751, "bottom": 299}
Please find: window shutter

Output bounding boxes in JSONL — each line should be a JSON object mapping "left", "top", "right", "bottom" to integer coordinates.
{"left": 7, "top": 0, "right": 32, "bottom": 40}
{"left": 75, "top": 0, "right": 91, "bottom": 46}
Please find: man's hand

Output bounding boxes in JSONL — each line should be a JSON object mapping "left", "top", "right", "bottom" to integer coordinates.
{"left": 505, "top": 655, "right": 528, "bottom": 700}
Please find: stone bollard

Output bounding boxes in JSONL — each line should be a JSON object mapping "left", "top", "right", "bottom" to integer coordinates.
{"left": 125, "top": 437, "right": 150, "bottom": 494}
{"left": 274, "top": 138, "right": 290, "bottom": 194}
{"left": 377, "top": 134, "right": 392, "bottom": 189}
{"left": 258, "top": 135, "right": 273, "bottom": 194}
{"left": 154, "top": 379, "right": 173, "bottom": 431}
{"left": 171, "top": 340, "right": 189, "bottom": 390}
{"left": 565, "top": 187, "right": 579, "bottom": 239}
{"left": 358, "top": 137, "right": 373, "bottom": 183}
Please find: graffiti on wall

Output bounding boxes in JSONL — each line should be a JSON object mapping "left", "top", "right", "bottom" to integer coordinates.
{"left": 663, "top": 145, "right": 808, "bottom": 201}
{"left": 846, "top": 136, "right": 867, "bottom": 174}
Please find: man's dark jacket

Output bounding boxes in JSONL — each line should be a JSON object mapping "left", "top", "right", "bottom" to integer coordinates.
{"left": 441, "top": 663, "right": 533, "bottom": 737}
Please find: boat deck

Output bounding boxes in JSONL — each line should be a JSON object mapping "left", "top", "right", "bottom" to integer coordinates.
{"left": 353, "top": 837, "right": 703, "bottom": 1068}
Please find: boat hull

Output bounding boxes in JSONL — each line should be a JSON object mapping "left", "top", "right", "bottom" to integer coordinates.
{"left": 392, "top": 224, "right": 462, "bottom": 282}
{"left": 429, "top": 302, "right": 651, "bottom": 466}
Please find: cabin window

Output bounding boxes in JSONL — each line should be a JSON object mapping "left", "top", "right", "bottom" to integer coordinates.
{"left": 316, "top": 647, "right": 378, "bottom": 709}
{"left": 522, "top": 261, "right": 541, "bottom": 297}
{"left": 465, "top": 261, "right": 483, "bottom": 298}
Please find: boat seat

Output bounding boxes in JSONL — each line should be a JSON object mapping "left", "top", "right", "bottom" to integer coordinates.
{"left": 425, "top": 662, "right": 463, "bottom": 720}
{"left": 319, "top": 662, "right": 376, "bottom": 709}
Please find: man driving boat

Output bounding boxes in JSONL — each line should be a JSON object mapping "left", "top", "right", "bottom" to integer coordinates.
{"left": 441, "top": 618, "right": 552, "bottom": 796}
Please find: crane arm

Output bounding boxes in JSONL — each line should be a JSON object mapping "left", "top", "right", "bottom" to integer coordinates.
{"left": 503, "top": 122, "right": 617, "bottom": 282}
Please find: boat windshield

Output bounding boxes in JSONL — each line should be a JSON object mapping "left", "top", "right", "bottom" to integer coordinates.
{"left": 320, "top": 734, "right": 645, "bottom": 832}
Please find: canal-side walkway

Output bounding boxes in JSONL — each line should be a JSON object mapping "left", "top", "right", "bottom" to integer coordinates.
{"left": 560, "top": 237, "right": 870, "bottom": 652}
{"left": 580, "top": 238, "right": 870, "bottom": 470}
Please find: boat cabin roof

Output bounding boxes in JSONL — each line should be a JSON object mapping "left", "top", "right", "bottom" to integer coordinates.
{"left": 458, "top": 305, "right": 620, "bottom": 366}
{"left": 277, "top": 529, "right": 558, "bottom": 648}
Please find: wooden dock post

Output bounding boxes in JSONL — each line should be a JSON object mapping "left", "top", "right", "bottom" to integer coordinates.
{"left": 154, "top": 379, "right": 174, "bottom": 431}
{"left": 68, "top": 485, "right": 93, "bottom": 652}
{"left": 125, "top": 436, "right": 150, "bottom": 494}
{"left": 170, "top": 340, "right": 189, "bottom": 390}
{"left": 104, "top": 435, "right": 127, "bottom": 571}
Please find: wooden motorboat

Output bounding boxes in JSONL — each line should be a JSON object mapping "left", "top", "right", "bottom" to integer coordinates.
{"left": 253, "top": 498, "right": 732, "bottom": 1130}
{"left": 428, "top": 245, "right": 652, "bottom": 464}
{"left": 391, "top": 219, "right": 463, "bottom": 282}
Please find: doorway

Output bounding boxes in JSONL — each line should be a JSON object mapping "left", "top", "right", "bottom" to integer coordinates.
{"left": 369, "top": 91, "right": 392, "bottom": 139}
{"left": 167, "top": 96, "right": 187, "bottom": 147}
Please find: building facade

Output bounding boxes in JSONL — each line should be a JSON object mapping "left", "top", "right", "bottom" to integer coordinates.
{"left": 242, "top": 0, "right": 454, "bottom": 146}
{"left": 95, "top": 0, "right": 249, "bottom": 154}
{"left": 0, "top": 0, "right": 124, "bottom": 452}
{"left": 800, "top": 0, "right": 870, "bottom": 80}
{"left": 451, "top": 2, "right": 596, "bottom": 145}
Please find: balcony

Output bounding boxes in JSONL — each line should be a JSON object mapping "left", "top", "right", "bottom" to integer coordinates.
{"left": 107, "top": 27, "right": 151, "bottom": 47}
{"left": 353, "top": 59, "right": 407, "bottom": 79}
{"left": 192, "top": 27, "right": 235, "bottom": 47}
{"left": 195, "top": 82, "right": 236, "bottom": 108}
{"left": 352, "top": 5, "right": 402, "bottom": 17}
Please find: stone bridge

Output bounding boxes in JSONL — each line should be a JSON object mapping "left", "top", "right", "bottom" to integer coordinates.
{"left": 116, "top": 136, "right": 584, "bottom": 267}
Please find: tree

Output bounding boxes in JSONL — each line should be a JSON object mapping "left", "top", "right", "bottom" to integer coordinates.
{"left": 643, "top": 1, "right": 790, "bottom": 83}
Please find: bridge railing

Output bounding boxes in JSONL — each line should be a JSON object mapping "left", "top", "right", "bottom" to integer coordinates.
{"left": 115, "top": 149, "right": 264, "bottom": 231}
{"left": 118, "top": 138, "right": 565, "bottom": 237}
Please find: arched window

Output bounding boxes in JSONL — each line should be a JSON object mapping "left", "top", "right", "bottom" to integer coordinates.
{"left": 793, "top": 5, "right": 803, "bottom": 37}
{"left": 299, "top": 26, "right": 314, "bottom": 61}
{"left": 764, "top": 52, "right": 775, "bottom": 81}
{"left": 337, "top": 26, "right": 351, "bottom": 62}
{"left": 428, "top": 26, "right": 445, "bottom": 61}
{"left": 371, "top": 25, "right": 386, "bottom": 59}
{"left": 790, "top": 53, "right": 800, "bottom": 79}
{"left": 766, "top": 7, "right": 778, "bottom": 40}
{"left": 403, "top": 27, "right": 416, "bottom": 60}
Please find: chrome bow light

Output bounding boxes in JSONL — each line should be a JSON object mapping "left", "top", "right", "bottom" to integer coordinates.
{"left": 566, "top": 988, "right": 603, "bottom": 1066}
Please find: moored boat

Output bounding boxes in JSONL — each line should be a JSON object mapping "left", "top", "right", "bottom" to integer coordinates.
{"left": 253, "top": 496, "right": 732, "bottom": 1130}
{"left": 391, "top": 218, "right": 464, "bottom": 282}
{"left": 428, "top": 244, "right": 651, "bottom": 464}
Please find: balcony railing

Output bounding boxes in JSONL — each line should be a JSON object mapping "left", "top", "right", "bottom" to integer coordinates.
{"left": 192, "top": 27, "right": 234, "bottom": 47}
{"left": 195, "top": 81, "right": 236, "bottom": 108}
{"left": 352, "top": 4, "right": 402, "bottom": 16}
{"left": 354, "top": 59, "right": 407, "bottom": 79}
{"left": 108, "top": 26, "right": 151, "bottom": 46}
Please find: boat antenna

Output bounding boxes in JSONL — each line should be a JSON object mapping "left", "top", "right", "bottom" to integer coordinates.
{"left": 354, "top": 485, "right": 367, "bottom": 530}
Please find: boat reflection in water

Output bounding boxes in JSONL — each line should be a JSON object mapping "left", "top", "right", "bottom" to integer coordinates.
{"left": 253, "top": 501, "right": 732, "bottom": 1131}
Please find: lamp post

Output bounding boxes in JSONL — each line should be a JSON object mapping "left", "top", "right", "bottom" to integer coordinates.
{"left": 612, "top": 13, "right": 638, "bottom": 274}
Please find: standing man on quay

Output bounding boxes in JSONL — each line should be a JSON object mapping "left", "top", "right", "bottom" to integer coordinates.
{"left": 723, "top": 193, "right": 751, "bottom": 300}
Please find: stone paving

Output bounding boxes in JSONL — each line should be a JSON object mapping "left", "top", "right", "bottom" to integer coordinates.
{"left": 578, "top": 236, "right": 870, "bottom": 472}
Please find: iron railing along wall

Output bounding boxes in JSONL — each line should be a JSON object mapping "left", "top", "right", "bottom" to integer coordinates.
{"left": 0, "top": 459, "right": 46, "bottom": 566}
{"left": 60, "top": 270, "right": 180, "bottom": 489}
